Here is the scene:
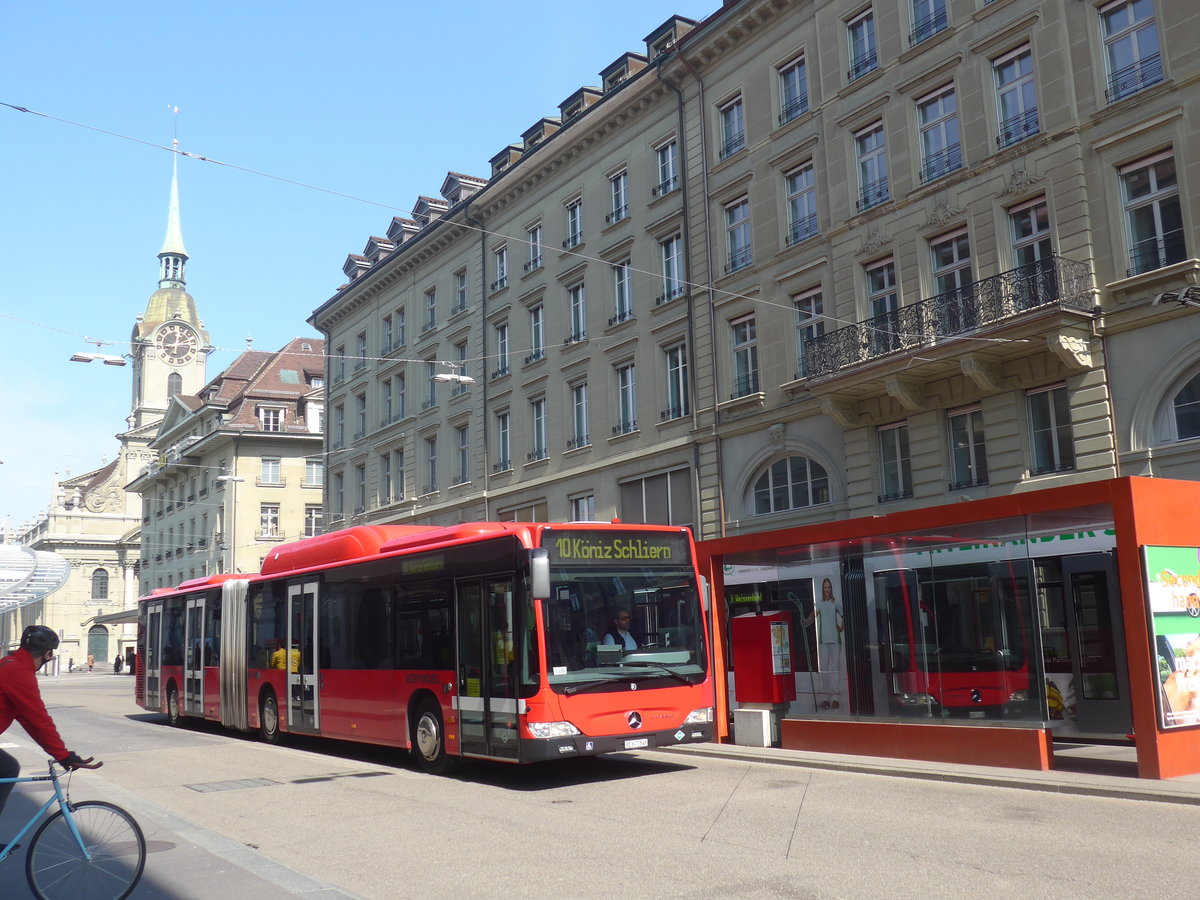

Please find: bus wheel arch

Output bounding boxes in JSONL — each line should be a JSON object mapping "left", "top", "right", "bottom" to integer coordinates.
{"left": 411, "top": 695, "right": 454, "bottom": 775}
{"left": 259, "top": 687, "right": 282, "bottom": 744}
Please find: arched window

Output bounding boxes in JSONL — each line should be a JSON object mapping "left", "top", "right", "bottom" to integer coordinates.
{"left": 1174, "top": 373, "right": 1200, "bottom": 440}
{"left": 91, "top": 568, "right": 110, "bottom": 600}
{"left": 753, "top": 455, "right": 830, "bottom": 515}
{"left": 167, "top": 372, "right": 183, "bottom": 399}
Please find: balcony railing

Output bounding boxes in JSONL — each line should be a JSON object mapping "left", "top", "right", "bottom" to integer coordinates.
{"left": 612, "top": 419, "right": 638, "bottom": 436}
{"left": 856, "top": 176, "right": 889, "bottom": 212}
{"left": 731, "top": 372, "right": 761, "bottom": 400}
{"left": 1127, "top": 229, "right": 1187, "bottom": 278}
{"left": 919, "top": 144, "right": 962, "bottom": 183}
{"left": 908, "top": 8, "right": 948, "bottom": 47}
{"left": 608, "top": 309, "right": 634, "bottom": 327}
{"left": 803, "top": 257, "right": 1093, "bottom": 379}
{"left": 779, "top": 95, "right": 809, "bottom": 125}
{"left": 566, "top": 436, "right": 590, "bottom": 451}
{"left": 1106, "top": 53, "right": 1163, "bottom": 104}
{"left": 656, "top": 284, "right": 686, "bottom": 305}
{"left": 848, "top": 48, "right": 878, "bottom": 82}
{"left": 997, "top": 108, "right": 1039, "bottom": 149}
{"left": 526, "top": 448, "right": 549, "bottom": 463}
{"left": 786, "top": 214, "right": 819, "bottom": 247}
{"left": 652, "top": 175, "right": 679, "bottom": 196}
{"left": 493, "top": 459, "right": 513, "bottom": 474}
{"left": 719, "top": 130, "right": 745, "bottom": 160}
{"left": 725, "top": 245, "right": 753, "bottom": 274}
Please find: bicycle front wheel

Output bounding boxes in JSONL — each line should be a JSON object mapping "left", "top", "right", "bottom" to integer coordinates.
{"left": 26, "top": 800, "right": 147, "bottom": 900}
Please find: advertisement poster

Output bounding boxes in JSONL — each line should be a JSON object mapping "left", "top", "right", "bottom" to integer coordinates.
{"left": 770, "top": 620, "right": 791, "bottom": 676}
{"left": 1144, "top": 546, "right": 1200, "bottom": 728}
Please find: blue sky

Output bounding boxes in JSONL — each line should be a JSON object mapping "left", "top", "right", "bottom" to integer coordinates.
{"left": 0, "top": 0, "right": 710, "bottom": 530}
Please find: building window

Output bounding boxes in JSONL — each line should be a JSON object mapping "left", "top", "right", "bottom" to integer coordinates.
{"left": 333, "top": 472, "right": 344, "bottom": 517}
{"left": 395, "top": 371, "right": 407, "bottom": 419}
{"left": 948, "top": 406, "right": 988, "bottom": 489}
{"left": 260, "top": 457, "right": 282, "bottom": 485}
{"left": 526, "top": 224, "right": 542, "bottom": 271}
{"left": 452, "top": 341, "right": 469, "bottom": 396}
{"left": 754, "top": 456, "right": 830, "bottom": 515}
{"left": 530, "top": 398, "right": 548, "bottom": 461}
{"left": 570, "top": 382, "right": 590, "bottom": 449}
{"left": 493, "top": 323, "right": 510, "bottom": 378}
{"left": 794, "top": 290, "right": 824, "bottom": 379}
{"left": 778, "top": 56, "right": 808, "bottom": 125}
{"left": 453, "top": 269, "right": 468, "bottom": 313}
{"left": 455, "top": 425, "right": 470, "bottom": 484}
{"left": 304, "top": 505, "right": 323, "bottom": 538}
{"left": 909, "top": 0, "right": 947, "bottom": 47}
{"left": 659, "top": 235, "right": 684, "bottom": 303}
{"left": 91, "top": 568, "right": 109, "bottom": 600}
{"left": 855, "top": 122, "right": 889, "bottom": 211}
{"left": 615, "top": 363, "right": 637, "bottom": 434}
{"left": 305, "top": 458, "right": 324, "bottom": 487}
{"left": 724, "top": 197, "right": 752, "bottom": 273}
{"left": 334, "top": 345, "right": 345, "bottom": 382}
{"left": 785, "top": 163, "right": 818, "bottom": 246}
{"left": 663, "top": 343, "right": 690, "bottom": 420}
{"left": 619, "top": 468, "right": 692, "bottom": 527}
{"left": 565, "top": 198, "right": 584, "bottom": 248}
{"left": 424, "top": 437, "right": 438, "bottom": 494}
{"left": 1028, "top": 384, "right": 1075, "bottom": 474}
{"left": 354, "top": 465, "right": 366, "bottom": 513}
{"left": 719, "top": 97, "right": 745, "bottom": 159}
{"left": 931, "top": 229, "right": 975, "bottom": 332}
{"left": 333, "top": 404, "right": 345, "bottom": 448}
{"left": 260, "top": 503, "right": 280, "bottom": 538}
{"left": 866, "top": 258, "right": 900, "bottom": 355}
{"left": 994, "top": 46, "right": 1038, "bottom": 148}
{"left": 492, "top": 246, "right": 508, "bottom": 292}
{"left": 568, "top": 284, "right": 587, "bottom": 342}
{"left": 379, "top": 453, "right": 392, "bottom": 503}
{"left": 847, "top": 9, "right": 878, "bottom": 81}
{"left": 570, "top": 494, "right": 596, "bottom": 522}
{"left": 259, "top": 408, "right": 283, "bottom": 432}
{"left": 496, "top": 412, "right": 511, "bottom": 471}
{"left": 655, "top": 140, "right": 679, "bottom": 195}
{"left": 1010, "top": 197, "right": 1055, "bottom": 310}
{"left": 917, "top": 85, "right": 961, "bottom": 183}
{"left": 527, "top": 305, "right": 545, "bottom": 363}
{"left": 355, "top": 392, "right": 367, "bottom": 439}
{"left": 731, "top": 315, "right": 759, "bottom": 398}
{"left": 611, "top": 262, "right": 633, "bottom": 324}
{"left": 381, "top": 378, "right": 393, "bottom": 425}
{"left": 1174, "top": 374, "right": 1200, "bottom": 441}
{"left": 1122, "top": 152, "right": 1185, "bottom": 277}
{"left": 355, "top": 332, "right": 367, "bottom": 371}
{"left": 392, "top": 449, "right": 404, "bottom": 500}
{"left": 1101, "top": 0, "right": 1163, "bottom": 103}
{"left": 382, "top": 314, "right": 393, "bottom": 354}
{"left": 395, "top": 307, "right": 406, "bottom": 348}
{"left": 423, "top": 288, "right": 437, "bottom": 331}
{"left": 878, "top": 423, "right": 913, "bottom": 501}
{"left": 609, "top": 170, "right": 629, "bottom": 223}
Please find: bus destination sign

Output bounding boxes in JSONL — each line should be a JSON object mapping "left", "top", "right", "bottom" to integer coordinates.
{"left": 544, "top": 530, "right": 689, "bottom": 565}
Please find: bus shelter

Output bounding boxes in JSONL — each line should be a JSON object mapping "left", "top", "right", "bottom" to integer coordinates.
{"left": 697, "top": 476, "right": 1200, "bottom": 780}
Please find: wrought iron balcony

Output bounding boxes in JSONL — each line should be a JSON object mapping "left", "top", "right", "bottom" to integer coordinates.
{"left": 802, "top": 257, "right": 1092, "bottom": 380}
{"left": 919, "top": 144, "right": 962, "bottom": 183}
{"left": 652, "top": 175, "right": 679, "bottom": 197}
{"left": 856, "top": 176, "right": 889, "bottom": 212}
{"left": 1127, "top": 229, "right": 1187, "bottom": 278}
{"left": 908, "top": 8, "right": 948, "bottom": 47}
{"left": 848, "top": 48, "right": 877, "bottom": 82}
{"left": 1106, "top": 53, "right": 1163, "bottom": 104}
{"left": 997, "top": 108, "right": 1039, "bottom": 149}
{"left": 719, "top": 130, "right": 745, "bottom": 160}
{"left": 778, "top": 95, "right": 809, "bottom": 126}
{"left": 786, "top": 214, "right": 819, "bottom": 247}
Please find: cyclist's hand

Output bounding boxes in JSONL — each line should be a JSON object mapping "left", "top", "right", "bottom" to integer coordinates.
{"left": 61, "top": 752, "right": 102, "bottom": 770}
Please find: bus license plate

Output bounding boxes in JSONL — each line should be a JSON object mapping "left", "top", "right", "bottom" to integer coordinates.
{"left": 969, "top": 710, "right": 985, "bottom": 718}
{"left": 624, "top": 737, "right": 649, "bottom": 749}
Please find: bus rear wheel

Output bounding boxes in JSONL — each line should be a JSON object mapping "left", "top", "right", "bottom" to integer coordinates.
{"left": 259, "top": 689, "right": 282, "bottom": 744}
{"left": 166, "top": 685, "right": 182, "bottom": 727}
{"left": 412, "top": 700, "right": 454, "bottom": 775}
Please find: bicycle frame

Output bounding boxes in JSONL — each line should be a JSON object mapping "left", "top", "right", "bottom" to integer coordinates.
{"left": 0, "top": 763, "right": 91, "bottom": 864}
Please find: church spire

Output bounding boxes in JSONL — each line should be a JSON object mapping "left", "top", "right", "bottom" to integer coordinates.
{"left": 158, "top": 143, "right": 188, "bottom": 289}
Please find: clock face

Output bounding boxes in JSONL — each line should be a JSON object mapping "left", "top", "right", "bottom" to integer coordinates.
{"left": 156, "top": 324, "right": 197, "bottom": 365}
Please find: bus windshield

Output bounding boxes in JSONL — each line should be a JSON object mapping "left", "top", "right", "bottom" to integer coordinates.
{"left": 539, "top": 529, "right": 707, "bottom": 694}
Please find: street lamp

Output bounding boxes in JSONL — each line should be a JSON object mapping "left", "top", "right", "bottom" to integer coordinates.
{"left": 216, "top": 474, "right": 245, "bottom": 573}
{"left": 70, "top": 352, "right": 127, "bottom": 366}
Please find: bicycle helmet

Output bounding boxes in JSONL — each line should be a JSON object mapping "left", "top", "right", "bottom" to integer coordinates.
{"left": 20, "top": 625, "right": 60, "bottom": 656}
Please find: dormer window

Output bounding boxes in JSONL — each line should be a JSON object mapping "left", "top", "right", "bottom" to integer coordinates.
{"left": 259, "top": 407, "right": 284, "bottom": 432}
{"left": 605, "top": 69, "right": 627, "bottom": 91}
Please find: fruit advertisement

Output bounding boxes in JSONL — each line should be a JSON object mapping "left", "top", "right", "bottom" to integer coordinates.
{"left": 1143, "top": 546, "right": 1200, "bottom": 728}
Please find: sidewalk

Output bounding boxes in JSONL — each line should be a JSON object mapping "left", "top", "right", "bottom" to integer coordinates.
{"left": 660, "top": 739, "right": 1200, "bottom": 805}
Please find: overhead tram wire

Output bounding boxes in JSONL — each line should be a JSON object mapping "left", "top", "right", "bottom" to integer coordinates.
{"left": 0, "top": 101, "right": 1036, "bottom": 360}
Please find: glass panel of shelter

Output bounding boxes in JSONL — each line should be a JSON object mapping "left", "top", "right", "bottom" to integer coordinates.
{"left": 720, "top": 508, "right": 1132, "bottom": 736}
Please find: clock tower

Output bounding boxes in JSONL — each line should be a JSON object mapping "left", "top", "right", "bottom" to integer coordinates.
{"left": 128, "top": 151, "right": 211, "bottom": 432}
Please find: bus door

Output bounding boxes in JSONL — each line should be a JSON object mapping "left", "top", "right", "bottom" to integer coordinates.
{"left": 145, "top": 601, "right": 163, "bottom": 710}
{"left": 1060, "top": 553, "right": 1132, "bottom": 735}
{"left": 286, "top": 581, "right": 320, "bottom": 734}
{"left": 456, "top": 577, "right": 519, "bottom": 760}
{"left": 184, "top": 595, "right": 204, "bottom": 717}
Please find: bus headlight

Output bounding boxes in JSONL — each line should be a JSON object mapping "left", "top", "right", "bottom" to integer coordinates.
{"left": 894, "top": 692, "right": 936, "bottom": 707}
{"left": 684, "top": 707, "right": 714, "bottom": 724}
{"left": 526, "top": 721, "right": 581, "bottom": 739}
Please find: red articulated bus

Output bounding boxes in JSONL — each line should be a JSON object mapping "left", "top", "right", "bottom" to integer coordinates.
{"left": 135, "top": 521, "right": 714, "bottom": 771}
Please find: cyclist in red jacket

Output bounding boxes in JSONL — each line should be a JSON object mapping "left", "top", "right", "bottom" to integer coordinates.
{"left": 0, "top": 625, "right": 100, "bottom": 816}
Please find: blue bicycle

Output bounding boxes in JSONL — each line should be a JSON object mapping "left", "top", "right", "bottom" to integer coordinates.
{"left": 0, "top": 760, "right": 145, "bottom": 899}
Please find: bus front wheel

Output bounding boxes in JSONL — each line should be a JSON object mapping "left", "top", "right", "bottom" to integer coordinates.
{"left": 412, "top": 700, "right": 454, "bottom": 775}
{"left": 259, "top": 689, "right": 282, "bottom": 744}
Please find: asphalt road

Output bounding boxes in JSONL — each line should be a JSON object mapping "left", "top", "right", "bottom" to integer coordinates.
{"left": 3, "top": 674, "right": 1197, "bottom": 899}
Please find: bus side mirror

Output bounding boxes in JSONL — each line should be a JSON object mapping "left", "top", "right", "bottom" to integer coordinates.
{"left": 529, "top": 549, "right": 550, "bottom": 600}
{"left": 699, "top": 575, "right": 710, "bottom": 614}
